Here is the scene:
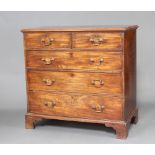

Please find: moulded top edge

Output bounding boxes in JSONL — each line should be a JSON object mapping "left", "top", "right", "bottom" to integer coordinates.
{"left": 21, "top": 25, "right": 139, "bottom": 32}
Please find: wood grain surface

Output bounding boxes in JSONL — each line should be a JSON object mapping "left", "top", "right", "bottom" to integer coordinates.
{"left": 26, "top": 51, "right": 122, "bottom": 71}
{"left": 28, "top": 91, "right": 123, "bottom": 120}
{"left": 24, "top": 32, "right": 71, "bottom": 49}
{"left": 27, "top": 70, "right": 123, "bottom": 94}
{"left": 72, "top": 32, "right": 123, "bottom": 50}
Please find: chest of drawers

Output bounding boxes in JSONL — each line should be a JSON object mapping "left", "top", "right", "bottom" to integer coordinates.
{"left": 22, "top": 26, "right": 138, "bottom": 139}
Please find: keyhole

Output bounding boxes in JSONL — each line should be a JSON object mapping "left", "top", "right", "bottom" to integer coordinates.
{"left": 69, "top": 52, "right": 73, "bottom": 58}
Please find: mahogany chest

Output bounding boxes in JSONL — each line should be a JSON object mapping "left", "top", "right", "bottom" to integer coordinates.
{"left": 22, "top": 26, "right": 138, "bottom": 139}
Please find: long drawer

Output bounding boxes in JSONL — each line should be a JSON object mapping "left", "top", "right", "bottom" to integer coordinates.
{"left": 28, "top": 91, "right": 123, "bottom": 120}
{"left": 26, "top": 51, "right": 122, "bottom": 71}
{"left": 27, "top": 71, "right": 123, "bottom": 94}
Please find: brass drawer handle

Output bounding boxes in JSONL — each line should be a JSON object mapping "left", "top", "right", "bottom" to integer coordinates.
{"left": 89, "top": 58, "right": 95, "bottom": 64}
{"left": 99, "top": 58, "right": 104, "bottom": 64}
{"left": 89, "top": 58, "right": 104, "bottom": 65}
{"left": 41, "top": 57, "right": 55, "bottom": 65}
{"left": 89, "top": 35, "right": 104, "bottom": 46}
{"left": 41, "top": 36, "right": 54, "bottom": 46}
{"left": 42, "top": 79, "right": 55, "bottom": 86}
{"left": 92, "top": 105, "right": 105, "bottom": 113}
{"left": 43, "top": 101, "right": 56, "bottom": 108}
{"left": 91, "top": 80, "right": 104, "bottom": 88}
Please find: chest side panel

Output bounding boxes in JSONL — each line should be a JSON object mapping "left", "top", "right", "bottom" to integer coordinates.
{"left": 123, "top": 29, "right": 137, "bottom": 121}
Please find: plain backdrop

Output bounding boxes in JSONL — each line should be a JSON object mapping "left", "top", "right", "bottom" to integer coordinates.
{"left": 0, "top": 11, "right": 155, "bottom": 143}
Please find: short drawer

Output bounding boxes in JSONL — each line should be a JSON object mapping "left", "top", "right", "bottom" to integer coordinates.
{"left": 24, "top": 32, "right": 71, "bottom": 49}
{"left": 26, "top": 51, "right": 122, "bottom": 71}
{"left": 72, "top": 32, "right": 123, "bottom": 50}
{"left": 27, "top": 71, "right": 123, "bottom": 94}
{"left": 29, "top": 91, "right": 123, "bottom": 120}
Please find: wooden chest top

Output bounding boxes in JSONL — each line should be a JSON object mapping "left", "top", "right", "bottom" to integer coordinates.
{"left": 21, "top": 25, "right": 138, "bottom": 32}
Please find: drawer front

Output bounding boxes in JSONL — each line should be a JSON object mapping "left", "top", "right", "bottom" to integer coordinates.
{"left": 27, "top": 51, "right": 122, "bottom": 71}
{"left": 27, "top": 71, "right": 123, "bottom": 94}
{"left": 24, "top": 32, "right": 71, "bottom": 49}
{"left": 72, "top": 32, "right": 123, "bottom": 50}
{"left": 29, "top": 92, "right": 123, "bottom": 120}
